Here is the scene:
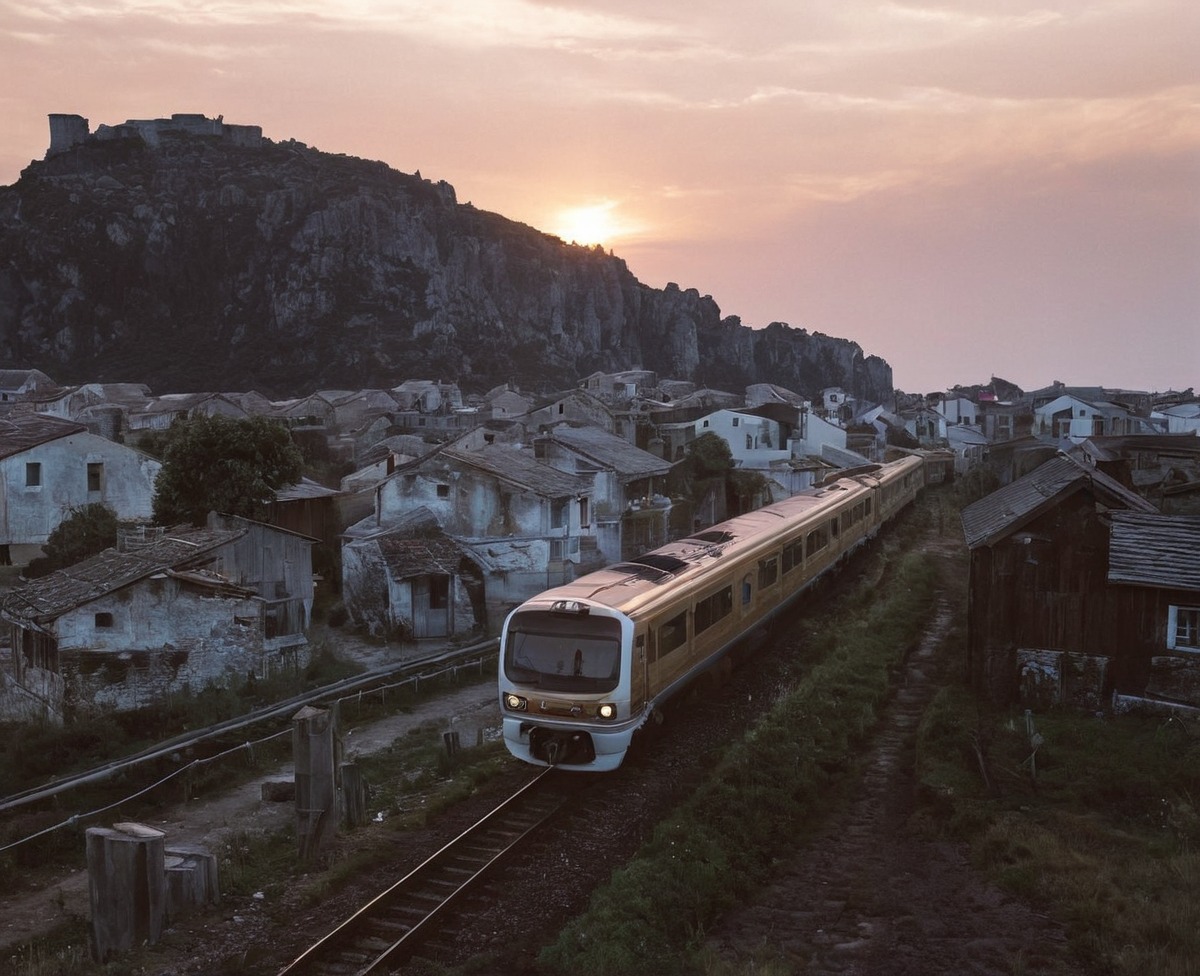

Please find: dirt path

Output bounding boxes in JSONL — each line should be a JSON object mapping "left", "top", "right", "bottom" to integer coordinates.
{"left": 0, "top": 668, "right": 501, "bottom": 955}
{"left": 704, "top": 559, "right": 1087, "bottom": 975}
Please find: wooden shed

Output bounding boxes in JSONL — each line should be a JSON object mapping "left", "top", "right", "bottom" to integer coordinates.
{"left": 961, "top": 452, "right": 1158, "bottom": 706}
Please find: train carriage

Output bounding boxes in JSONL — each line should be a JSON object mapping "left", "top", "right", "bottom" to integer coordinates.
{"left": 498, "top": 453, "right": 927, "bottom": 771}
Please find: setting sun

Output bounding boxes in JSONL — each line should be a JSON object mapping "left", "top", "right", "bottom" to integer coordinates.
{"left": 553, "top": 201, "right": 619, "bottom": 246}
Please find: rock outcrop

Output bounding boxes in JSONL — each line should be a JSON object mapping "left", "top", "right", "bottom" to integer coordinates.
{"left": 0, "top": 123, "right": 892, "bottom": 400}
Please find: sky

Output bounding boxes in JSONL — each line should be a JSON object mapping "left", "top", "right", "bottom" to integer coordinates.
{"left": 1, "top": 1, "right": 1197, "bottom": 396}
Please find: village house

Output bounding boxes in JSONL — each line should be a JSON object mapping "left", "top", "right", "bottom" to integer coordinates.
{"left": 933, "top": 392, "right": 980, "bottom": 427}
{"left": 534, "top": 422, "right": 673, "bottom": 563}
{"left": 1074, "top": 434, "right": 1200, "bottom": 515}
{"left": 340, "top": 507, "right": 486, "bottom": 641}
{"left": 520, "top": 388, "right": 621, "bottom": 438}
{"left": 901, "top": 405, "right": 950, "bottom": 448}
{"left": 1106, "top": 512, "right": 1200, "bottom": 712}
{"left": 124, "top": 392, "right": 249, "bottom": 447}
{"left": 1032, "top": 393, "right": 1148, "bottom": 442}
{"left": 0, "top": 514, "right": 315, "bottom": 722}
{"left": 692, "top": 409, "right": 790, "bottom": 469}
{"left": 342, "top": 442, "right": 593, "bottom": 636}
{"left": 0, "top": 414, "right": 161, "bottom": 565}
{"left": 583, "top": 369, "right": 659, "bottom": 404}
{"left": 977, "top": 399, "right": 1034, "bottom": 444}
{"left": 946, "top": 424, "right": 990, "bottom": 474}
{"left": 0, "top": 368, "right": 58, "bottom": 403}
{"left": 961, "top": 452, "right": 1160, "bottom": 707}
{"left": 26, "top": 383, "right": 152, "bottom": 441}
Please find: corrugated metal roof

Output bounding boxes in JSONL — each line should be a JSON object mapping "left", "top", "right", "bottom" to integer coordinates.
{"left": 961, "top": 452, "right": 1156, "bottom": 549}
{"left": 1, "top": 526, "right": 245, "bottom": 622}
{"left": 0, "top": 414, "right": 86, "bottom": 459}
{"left": 1107, "top": 512, "right": 1200, "bottom": 591}
{"left": 444, "top": 445, "right": 589, "bottom": 497}
{"left": 545, "top": 424, "right": 671, "bottom": 479}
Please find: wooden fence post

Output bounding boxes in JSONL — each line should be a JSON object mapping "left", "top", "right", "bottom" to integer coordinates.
{"left": 341, "top": 762, "right": 368, "bottom": 828}
{"left": 85, "top": 822, "right": 167, "bottom": 962}
{"left": 293, "top": 705, "right": 337, "bottom": 862}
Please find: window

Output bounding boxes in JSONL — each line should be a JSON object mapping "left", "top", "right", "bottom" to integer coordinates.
{"left": 757, "top": 557, "right": 778, "bottom": 588}
{"left": 658, "top": 611, "right": 688, "bottom": 658}
{"left": 695, "top": 586, "right": 733, "bottom": 634}
{"left": 25, "top": 462, "right": 41, "bottom": 487}
{"left": 732, "top": 417, "right": 739, "bottom": 427}
{"left": 87, "top": 462, "right": 103, "bottom": 492}
{"left": 1168, "top": 606, "right": 1200, "bottom": 651}
{"left": 702, "top": 419, "right": 710, "bottom": 428}
{"left": 782, "top": 538, "right": 803, "bottom": 574}
{"left": 436, "top": 483, "right": 450, "bottom": 498}
{"left": 806, "top": 525, "right": 829, "bottom": 557}
{"left": 94, "top": 612, "right": 113, "bottom": 628}
{"left": 830, "top": 517, "right": 840, "bottom": 539}
{"left": 742, "top": 574, "right": 753, "bottom": 606}
{"left": 551, "top": 498, "right": 568, "bottom": 529}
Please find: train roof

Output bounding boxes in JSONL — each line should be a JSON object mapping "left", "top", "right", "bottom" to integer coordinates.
{"left": 518, "top": 463, "right": 906, "bottom": 619}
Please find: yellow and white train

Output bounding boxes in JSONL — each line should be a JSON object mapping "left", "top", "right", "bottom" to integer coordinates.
{"left": 498, "top": 453, "right": 931, "bottom": 771}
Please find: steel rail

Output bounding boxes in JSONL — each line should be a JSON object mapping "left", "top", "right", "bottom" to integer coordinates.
{"left": 276, "top": 766, "right": 567, "bottom": 976}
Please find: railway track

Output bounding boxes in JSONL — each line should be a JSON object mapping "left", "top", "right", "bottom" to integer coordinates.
{"left": 276, "top": 766, "right": 571, "bottom": 976}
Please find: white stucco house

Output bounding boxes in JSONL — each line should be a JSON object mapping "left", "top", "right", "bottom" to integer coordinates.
{"left": 1033, "top": 395, "right": 1145, "bottom": 442}
{"left": 693, "top": 409, "right": 790, "bottom": 469}
{"left": 534, "top": 422, "right": 673, "bottom": 564}
{"left": 343, "top": 442, "right": 593, "bottom": 637}
{"left": 0, "top": 414, "right": 161, "bottom": 565}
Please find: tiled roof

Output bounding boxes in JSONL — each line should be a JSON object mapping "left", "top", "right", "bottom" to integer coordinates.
{"left": 961, "top": 453, "right": 1157, "bottom": 549}
{"left": 1, "top": 526, "right": 245, "bottom": 622}
{"left": 378, "top": 531, "right": 465, "bottom": 580}
{"left": 0, "top": 414, "right": 87, "bottom": 459}
{"left": 1107, "top": 512, "right": 1200, "bottom": 592}
{"left": 545, "top": 424, "right": 671, "bottom": 479}
{"left": 444, "top": 445, "right": 588, "bottom": 497}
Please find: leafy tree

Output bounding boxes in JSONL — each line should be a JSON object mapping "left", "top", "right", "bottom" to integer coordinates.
{"left": 152, "top": 415, "right": 303, "bottom": 526}
{"left": 686, "top": 432, "right": 735, "bottom": 478}
{"left": 25, "top": 503, "right": 118, "bottom": 578}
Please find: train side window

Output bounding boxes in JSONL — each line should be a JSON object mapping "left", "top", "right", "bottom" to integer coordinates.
{"left": 658, "top": 612, "right": 688, "bottom": 656}
{"left": 865, "top": 497, "right": 873, "bottom": 516}
{"left": 806, "top": 525, "right": 828, "bottom": 557}
{"left": 742, "top": 574, "right": 753, "bottom": 606}
{"left": 695, "top": 586, "right": 733, "bottom": 634}
{"left": 636, "top": 633, "right": 646, "bottom": 662}
{"left": 757, "top": 557, "right": 777, "bottom": 588}
{"left": 853, "top": 503, "right": 864, "bottom": 523}
{"left": 830, "top": 517, "right": 840, "bottom": 538}
{"left": 841, "top": 511, "right": 852, "bottom": 533}
{"left": 781, "top": 538, "right": 803, "bottom": 574}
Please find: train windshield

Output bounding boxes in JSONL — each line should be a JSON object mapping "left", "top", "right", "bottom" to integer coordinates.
{"left": 503, "top": 610, "right": 622, "bottom": 694}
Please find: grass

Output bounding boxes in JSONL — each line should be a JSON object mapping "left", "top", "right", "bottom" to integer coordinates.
{"left": 537, "top": 531, "right": 941, "bottom": 976}
{"left": 915, "top": 687, "right": 1200, "bottom": 976}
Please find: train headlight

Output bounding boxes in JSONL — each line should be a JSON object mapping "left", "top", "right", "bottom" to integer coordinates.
{"left": 504, "top": 693, "right": 527, "bottom": 712}
{"left": 597, "top": 703, "right": 616, "bottom": 719}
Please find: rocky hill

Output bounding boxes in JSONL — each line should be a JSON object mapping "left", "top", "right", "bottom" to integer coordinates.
{"left": 0, "top": 119, "right": 892, "bottom": 401}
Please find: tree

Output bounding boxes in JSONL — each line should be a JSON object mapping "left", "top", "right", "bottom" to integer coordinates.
{"left": 152, "top": 415, "right": 303, "bottom": 526}
{"left": 25, "top": 503, "right": 118, "bottom": 578}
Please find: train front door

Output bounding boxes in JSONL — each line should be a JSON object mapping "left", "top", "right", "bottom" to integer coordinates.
{"left": 412, "top": 574, "right": 451, "bottom": 638}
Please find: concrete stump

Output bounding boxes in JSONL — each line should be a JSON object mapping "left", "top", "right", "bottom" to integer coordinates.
{"left": 293, "top": 704, "right": 337, "bottom": 862}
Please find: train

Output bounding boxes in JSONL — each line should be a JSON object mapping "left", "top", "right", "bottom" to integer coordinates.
{"left": 497, "top": 451, "right": 937, "bottom": 771}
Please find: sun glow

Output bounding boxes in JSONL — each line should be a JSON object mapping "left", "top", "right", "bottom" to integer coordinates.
{"left": 553, "top": 201, "right": 620, "bottom": 246}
